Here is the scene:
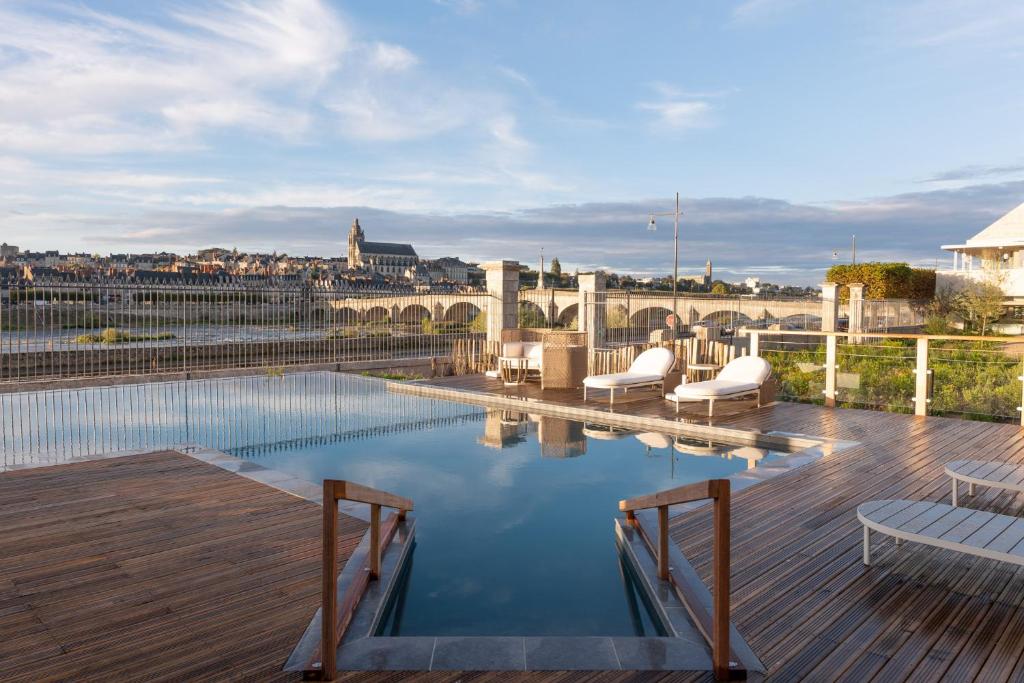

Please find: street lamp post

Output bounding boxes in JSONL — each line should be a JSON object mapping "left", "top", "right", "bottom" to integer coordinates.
{"left": 647, "top": 191, "right": 682, "bottom": 335}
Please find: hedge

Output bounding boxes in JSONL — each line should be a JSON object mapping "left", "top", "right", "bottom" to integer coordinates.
{"left": 826, "top": 262, "right": 935, "bottom": 300}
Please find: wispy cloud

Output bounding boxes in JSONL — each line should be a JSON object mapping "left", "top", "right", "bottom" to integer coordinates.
{"left": 370, "top": 42, "right": 419, "bottom": 71}
{"left": 918, "top": 163, "right": 1024, "bottom": 185}
{"left": 635, "top": 81, "right": 730, "bottom": 130}
{"left": 432, "top": 0, "right": 482, "bottom": 15}
{"left": 731, "top": 0, "right": 805, "bottom": 23}
{"left": 889, "top": 0, "right": 1024, "bottom": 49}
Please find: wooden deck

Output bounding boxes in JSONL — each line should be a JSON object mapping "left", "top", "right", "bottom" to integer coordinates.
{"left": 4, "top": 374, "right": 1024, "bottom": 681}
{"left": 0, "top": 451, "right": 367, "bottom": 682}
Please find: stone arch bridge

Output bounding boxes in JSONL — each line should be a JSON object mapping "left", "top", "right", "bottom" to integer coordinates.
{"left": 322, "top": 289, "right": 826, "bottom": 328}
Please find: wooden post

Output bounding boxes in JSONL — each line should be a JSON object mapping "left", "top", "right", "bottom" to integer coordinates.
{"left": 321, "top": 481, "right": 338, "bottom": 681}
{"left": 914, "top": 337, "right": 929, "bottom": 417}
{"left": 369, "top": 503, "right": 381, "bottom": 579}
{"left": 824, "top": 333, "right": 837, "bottom": 408}
{"left": 1019, "top": 358, "right": 1024, "bottom": 427}
{"left": 712, "top": 481, "right": 731, "bottom": 681}
{"left": 657, "top": 504, "right": 669, "bottom": 580}
{"left": 748, "top": 330, "right": 759, "bottom": 357}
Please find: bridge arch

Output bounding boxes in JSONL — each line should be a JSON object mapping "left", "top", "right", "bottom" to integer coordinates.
{"left": 629, "top": 306, "right": 674, "bottom": 329}
{"left": 398, "top": 304, "right": 431, "bottom": 323}
{"left": 604, "top": 304, "right": 628, "bottom": 329}
{"left": 779, "top": 313, "right": 821, "bottom": 330}
{"left": 364, "top": 306, "right": 391, "bottom": 323}
{"left": 518, "top": 301, "right": 548, "bottom": 327}
{"left": 332, "top": 306, "right": 361, "bottom": 324}
{"left": 557, "top": 303, "right": 579, "bottom": 328}
{"left": 444, "top": 301, "right": 481, "bottom": 323}
{"left": 701, "top": 310, "right": 753, "bottom": 329}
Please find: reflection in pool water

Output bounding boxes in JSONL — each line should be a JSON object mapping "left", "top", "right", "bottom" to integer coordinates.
{"left": 1, "top": 371, "right": 794, "bottom": 636}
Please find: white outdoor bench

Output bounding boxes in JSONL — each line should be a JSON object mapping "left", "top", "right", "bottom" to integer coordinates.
{"left": 945, "top": 460, "right": 1024, "bottom": 507}
{"left": 857, "top": 499, "right": 1024, "bottom": 567}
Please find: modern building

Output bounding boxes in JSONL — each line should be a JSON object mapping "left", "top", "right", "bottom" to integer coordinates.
{"left": 939, "top": 201, "right": 1024, "bottom": 304}
{"left": 346, "top": 218, "right": 418, "bottom": 278}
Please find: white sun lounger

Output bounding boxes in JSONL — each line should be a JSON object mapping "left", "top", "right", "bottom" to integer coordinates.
{"left": 945, "top": 460, "right": 1024, "bottom": 507}
{"left": 858, "top": 499, "right": 1024, "bottom": 567}
{"left": 582, "top": 347, "right": 674, "bottom": 407}
{"left": 665, "top": 356, "right": 772, "bottom": 417}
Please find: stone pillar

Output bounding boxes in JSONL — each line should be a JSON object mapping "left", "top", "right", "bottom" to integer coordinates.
{"left": 578, "top": 271, "right": 607, "bottom": 349}
{"left": 847, "top": 282, "right": 865, "bottom": 342}
{"left": 482, "top": 260, "right": 520, "bottom": 343}
{"left": 820, "top": 282, "right": 840, "bottom": 333}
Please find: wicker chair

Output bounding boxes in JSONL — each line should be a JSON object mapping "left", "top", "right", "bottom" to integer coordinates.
{"left": 538, "top": 331, "right": 587, "bottom": 390}
{"left": 497, "top": 328, "right": 587, "bottom": 390}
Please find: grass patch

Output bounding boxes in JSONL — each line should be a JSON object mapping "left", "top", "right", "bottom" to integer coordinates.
{"left": 74, "top": 328, "right": 176, "bottom": 344}
{"left": 360, "top": 370, "right": 423, "bottom": 381}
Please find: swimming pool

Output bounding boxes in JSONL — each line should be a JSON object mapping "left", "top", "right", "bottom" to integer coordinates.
{"left": 1, "top": 371, "right": 796, "bottom": 637}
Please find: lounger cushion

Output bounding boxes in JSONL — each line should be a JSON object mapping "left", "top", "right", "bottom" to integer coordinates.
{"left": 501, "top": 342, "right": 523, "bottom": 357}
{"left": 717, "top": 356, "right": 772, "bottom": 384}
{"left": 628, "top": 347, "right": 675, "bottom": 377}
{"left": 583, "top": 372, "right": 664, "bottom": 388}
{"left": 672, "top": 380, "right": 760, "bottom": 398}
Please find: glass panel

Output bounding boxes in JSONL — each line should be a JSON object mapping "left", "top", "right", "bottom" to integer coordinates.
{"left": 758, "top": 333, "right": 826, "bottom": 403}
{"left": 930, "top": 340, "right": 1022, "bottom": 422}
{"left": 835, "top": 338, "right": 916, "bottom": 413}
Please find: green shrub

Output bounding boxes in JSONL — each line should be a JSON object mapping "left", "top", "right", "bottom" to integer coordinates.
{"left": 826, "top": 263, "right": 935, "bottom": 300}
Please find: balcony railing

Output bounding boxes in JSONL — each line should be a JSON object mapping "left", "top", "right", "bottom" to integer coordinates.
{"left": 745, "top": 329, "right": 1024, "bottom": 425}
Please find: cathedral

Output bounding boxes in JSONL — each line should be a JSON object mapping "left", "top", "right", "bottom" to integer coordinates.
{"left": 346, "top": 218, "right": 418, "bottom": 278}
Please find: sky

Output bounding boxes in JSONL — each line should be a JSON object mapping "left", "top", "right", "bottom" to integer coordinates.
{"left": 0, "top": 0, "right": 1022, "bottom": 285}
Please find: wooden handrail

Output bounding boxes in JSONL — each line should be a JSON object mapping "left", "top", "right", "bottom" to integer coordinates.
{"left": 319, "top": 480, "right": 412, "bottom": 681}
{"left": 620, "top": 479, "right": 731, "bottom": 681}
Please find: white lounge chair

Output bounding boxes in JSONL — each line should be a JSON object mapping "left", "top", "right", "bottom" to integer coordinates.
{"left": 858, "top": 499, "right": 1024, "bottom": 567}
{"left": 582, "top": 347, "right": 674, "bottom": 407}
{"left": 665, "top": 356, "right": 772, "bottom": 417}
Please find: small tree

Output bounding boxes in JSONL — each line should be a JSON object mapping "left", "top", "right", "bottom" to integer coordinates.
{"left": 470, "top": 312, "right": 487, "bottom": 333}
{"left": 711, "top": 282, "right": 728, "bottom": 295}
{"left": 550, "top": 257, "right": 562, "bottom": 278}
{"left": 957, "top": 276, "right": 1005, "bottom": 335}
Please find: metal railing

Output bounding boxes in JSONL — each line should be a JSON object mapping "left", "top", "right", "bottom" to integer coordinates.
{"left": 746, "top": 329, "right": 1024, "bottom": 424}
{"left": 0, "top": 372, "right": 484, "bottom": 470}
{"left": 583, "top": 291, "right": 829, "bottom": 347}
{"left": 0, "top": 279, "right": 493, "bottom": 383}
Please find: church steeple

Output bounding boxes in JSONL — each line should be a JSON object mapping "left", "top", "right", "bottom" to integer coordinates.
{"left": 347, "top": 218, "right": 365, "bottom": 269}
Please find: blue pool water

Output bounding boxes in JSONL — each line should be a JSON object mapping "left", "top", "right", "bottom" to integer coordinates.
{"left": 1, "top": 371, "right": 794, "bottom": 636}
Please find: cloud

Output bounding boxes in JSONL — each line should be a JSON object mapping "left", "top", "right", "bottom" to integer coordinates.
{"left": 10, "top": 180, "right": 1022, "bottom": 286}
{"left": 636, "top": 82, "right": 723, "bottom": 130}
{"left": 731, "top": 0, "right": 805, "bottom": 23}
{"left": 497, "top": 66, "right": 531, "bottom": 86}
{"left": 432, "top": 0, "right": 482, "bottom": 14}
{"left": 370, "top": 42, "right": 419, "bottom": 71}
{"left": 918, "top": 164, "right": 1024, "bottom": 184}
{"left": 0, "top": 1, "right": 514, "bottom": 154}
{"left": 0, "top": 1, "right": 347, "bottom": 154}
{"left": 636, "top": 100, "right": 712, "bottom": 129}
{"left": 889, "top": 0, "right": 1024, "bottom": 50}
